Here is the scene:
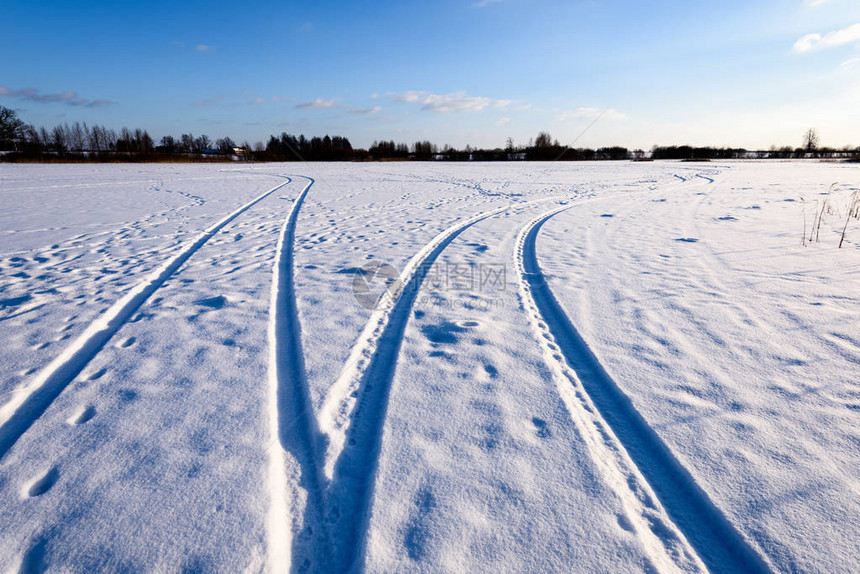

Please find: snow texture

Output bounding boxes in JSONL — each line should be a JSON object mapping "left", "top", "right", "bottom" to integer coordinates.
{"left": 0, "top": 161, "right": 857, "bottom": 572}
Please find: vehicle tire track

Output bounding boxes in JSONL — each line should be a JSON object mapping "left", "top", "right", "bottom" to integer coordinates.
{"left": 317, "top": 196, "right": 564, "bottom": 571}
{"left": 264, "top": 176, "right": 333, "bottom": 573}
{"left": 0, "top": 177, "right": 292, "bottom": 461}
{"left": 515, "top": 205, "right": 773, "bottom": 574}
{"left": 313, "top": 172, "right": 714, "bottom": 571}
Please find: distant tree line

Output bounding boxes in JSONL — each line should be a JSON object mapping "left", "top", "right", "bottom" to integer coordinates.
{"left": 2, "top": 106, "right": 858, "bottom": 163}
{"left": 366, "top": 132, "right": 632, "bottom": 162}
{"left": 650, "top": 145, "right": 859, "bottom": 160}
{"left": 259, "top": 133, "right": 354, "bottom": 161}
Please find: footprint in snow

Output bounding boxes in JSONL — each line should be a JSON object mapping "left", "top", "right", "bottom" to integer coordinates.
{"left": 532, "top": 417, "right": 551, "bottom": 439}
{"left": 23, "top": 467, "right": 59, "bottom": 498}
{"left": 87, "top": 367, "right": 107, "bottom": 381}
{"left": 421, "top": 321, "right": 468, "bottom": 345}
{"left": 193, "top": 295, "right": 227, "bottom": 309}
{"left": 404, "top": 487, "right": 437, "bottom": 561}
{"left": 0, "top": 294, "right": 32, "bottom": 307}
{"left": 68, "top": 405, "right": 96, "bottom": 425}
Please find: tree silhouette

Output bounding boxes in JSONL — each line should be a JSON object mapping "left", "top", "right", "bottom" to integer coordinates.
{"left": 0, "top": 106, "right": 26, "bottom": 151}
{"left": 803, "top": 128, "right": 820, "bottom": 152}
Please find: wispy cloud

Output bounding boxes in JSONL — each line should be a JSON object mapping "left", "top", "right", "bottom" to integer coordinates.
{"left": 474, "top": 0, "right": 503, "bottom": 7}
{"left": 195, "top": 44, "right": 216, "bottom": 53}
{"left": 794, "top": 22, "right": 860, "bottom": 52}
{"left": 391, "top": 90, "right": 513, "bottom": 113}
{"left": 841, "top": 57, "right": 860, "bottom": 68}
{"left": 496, "top": 116, "right": 511, "bottom": 126}
{"left": 0, "top": 86, "right": 115, "bottom": 107}
{"left": 555, "top": 107, "right": 627, "bottom": 121}
{"left": 79, "top": 98, "right": 113, "bottom": 108}
{"left": 349, "top": 105, "right": 383, "bottom": 115}
{"left": 295, "top": 98, "right": 337, "bottom": 109}
{"left": 805, "top": 0, "right": 831, "bottom": 7}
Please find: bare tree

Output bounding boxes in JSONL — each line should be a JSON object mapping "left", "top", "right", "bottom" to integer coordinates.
{"left": 534, "top": 131, "right": 553, "bottom": 148}
{"left": 194, "top": 134, "right": 211, "bottom": 152}
{"left": 215, "top": 136, "right": 236, "bottom": 154}
{"left": 180, "top": 133, "right": 194, "bottom": 154}
{"left": 803, "top": 128, "right": 820, "bottom": 152}
{"left": 71, "top": 122, "right": 85, "bottom": 153}
{"left": 159, "top": 135, "right": 176, "bottom": 152}
{"left": 88, "top": 125, "right": 104, "bottom": 152}
{"left": 52, "top": 124, "right": 69, "bottom": 153}
{"left": 0, "top": 105, "right": 27, "bottom": 151}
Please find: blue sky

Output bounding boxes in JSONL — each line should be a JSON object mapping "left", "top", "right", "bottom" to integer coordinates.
{"left": 2, "top": 0, "right": 859, "bottom": 150}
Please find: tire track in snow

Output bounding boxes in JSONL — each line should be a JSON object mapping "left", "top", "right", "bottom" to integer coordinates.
{"left": 0, "top": 177, "right": 292, "bottom": 461}
{"left": 317, "top": 196, "right": 564, "bottom": 571}
{"left": 515, "top": 206, "right": 773, "bottom": 574}
{"left": 313, "top": 172, "right": 712, "bottom": 570}
{"left": 264, "top": 177, "right": 333, "bottom": 573}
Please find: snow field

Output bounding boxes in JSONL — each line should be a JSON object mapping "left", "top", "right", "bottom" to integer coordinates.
{"left": 0, "top": 161, "right": 857, "bottom": 572}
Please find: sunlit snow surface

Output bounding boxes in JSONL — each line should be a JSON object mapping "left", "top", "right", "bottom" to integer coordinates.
{"left": 0, "top": 162, "right": 857, "bottom": 572}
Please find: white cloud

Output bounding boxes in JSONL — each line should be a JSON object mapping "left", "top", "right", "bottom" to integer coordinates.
{"left": 394, "top": 91, "right": 426, "bottom": 103}
{"left": 350, "top": 105, "right": 383, "bottom": 115}
{"left": 841, "top": 57, "right": 860, "bottom": 68}
{"left": 794, "top": 22, "right": 860, "bottom": 52}
{"left": 422, "top": 93, "right": 491, "bottom": 112}
{"left": 195, "top": 44, "right": 216, "bottom": 53}
{"left": 474, "top": 0, "right": 503, "bottom": 7}
{"left": 391, "top": 91, "right": 514, "bottom": 113}
{"left": 496, "top": 117, "right": 511, "bottom": 126}
{"left": 805, "top": 0, "right": 831, "bottom": 7}
{"left": 556, "top": 107, "right": 627, "bottom": 121}
{"left": 295, "top": 98, "right": 337, "bottom": 109}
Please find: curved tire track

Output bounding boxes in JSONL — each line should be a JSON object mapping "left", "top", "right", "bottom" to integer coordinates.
{"left": 515, "top": 205, "right": 773, "bottom": 573}
{"left": 0, "top": 177, "right": 292, "bottom": 461}
{"left": 317, "top": 196, "right": 563, "bottom": 571}
{"left": 265, "top": 177, "right": 334, "bottom": 572}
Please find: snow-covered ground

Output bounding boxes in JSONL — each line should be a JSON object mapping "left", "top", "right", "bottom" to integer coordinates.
{"left": 0, "top": 161, "right": 857, "bottom": 572}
